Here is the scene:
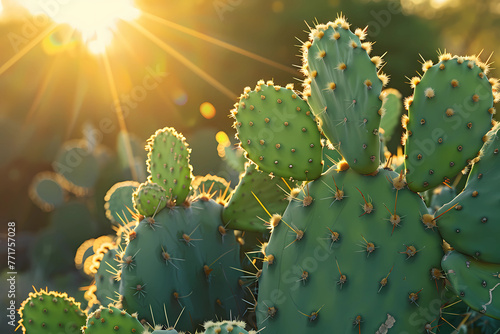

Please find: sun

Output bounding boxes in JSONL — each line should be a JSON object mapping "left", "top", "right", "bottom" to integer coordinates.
{"left": 16, "top": 0, "right": 141, "bottom": 54}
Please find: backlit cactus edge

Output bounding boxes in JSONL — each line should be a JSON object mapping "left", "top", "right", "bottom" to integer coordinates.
{"left": 18, "top": 15, "right": 500, "bottom": 333}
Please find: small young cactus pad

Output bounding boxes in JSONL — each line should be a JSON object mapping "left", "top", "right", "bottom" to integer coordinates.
{"left": 133, "top": 181, "right": 167, "bottom": 217}
{"left": 202, "top": 320, "right": 255, "bottom": 334}
{"left": 18, "top": 288, "right": 87, "bottom": 334}
{"left": 231, "top": 80, "right": 323, "bottom": 180}
{"left": 146, "top": 127, "right": 193, "bottom": 204}
{"left": 83, "top": 305, "right": 144, "bottom": 334}
{"left": 404, "top": 54, "right": 498, "bottom": 192}
{"left": 301, "top": 16, "right": 388, "bottom": 174}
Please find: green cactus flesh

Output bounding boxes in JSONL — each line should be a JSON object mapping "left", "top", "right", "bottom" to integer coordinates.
{"left": 302, "top": 18, "right": 386, "bottom": 174}
{"left": 379, "top": 89, "right": 403, "bottom": 143}
{"left": 429, "top": 185, "right": 457, "bottom": 214}
{"left": 404, "top": 55, "right": 495, "bottom": 192}
{"left": 257, "top": 167, "right": 444, "bottom": 332}
{"left": 18, "top": 289, "right": 87, "bottom": 334}
{"left": 231, "top": 80, "right": 323, "bottom": 181}
{"left": 83, "top": 305, "right": 144, "bottom": 334}
{"left": 119, "top": 198, "right": 243, "bottom": 332}
{"left": 435, "top": 125, "right": 500, "bottom": 263}
{"left": 441, "top": 251, "right": 500, "bottom": 320}
{"left": 133, "top": 181, "right": 167, "bottom": 217}
{"left": 202, "top": 320, "right": 254, "bottom": 334}
{"left": 223, "top": 162, "right": 296, "bottom": 233}
{"left": 146, "top": 127, "right": 193, "bottom": 204}
{"left": 104, "top": 181, "right": 140, "bottom": 226}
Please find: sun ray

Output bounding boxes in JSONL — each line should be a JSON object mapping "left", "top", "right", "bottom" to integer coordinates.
{"left": 0, "top": 22, "right": 58, "bottom": 76}
{"left": 126, "top": 20, "right": 236, "bottom": 100}
{"left": 101, "top": 49, "right": 138, "bottom": 180}
{"left": 141, "top": 12, "right": 296, "bottom": 75}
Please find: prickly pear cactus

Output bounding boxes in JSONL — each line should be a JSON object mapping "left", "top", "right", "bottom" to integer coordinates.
{"left": 82, "top": 305, "right": 144, "bottom": 334}
{"left": 301, "top": 17, "right": 389, "bottom": 174}
{"left": 228, "top": 15, "right": 500, "bottom": 334}
{"left": 119, "top": 129, "right": 244, "bottom": 332}
{"left": 231, "top": 80, "right": 323, "bottom": 180}
{"left": 403, "top": 54, "right": 498, "bottom": 192}
{"left": 18, "top": 288, "right": 87, "bottom": 334}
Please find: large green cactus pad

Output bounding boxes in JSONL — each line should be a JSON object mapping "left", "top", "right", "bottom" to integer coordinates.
{"left": 441, "top": 251, "right": 500, "bottom": 320}
{"left": 302, "top": 17, "right": 387, "bottom": 174}
{"left": 119, "top": 198, "right": 243, "bottom": 332}
{"left": 18, "top": 289, "right": 87, "bottom": 334}
{"left": 146, "top": 127, "right": 193, "bottom": 204}
{"left": 436, "top": 125, "right": 500, "bottom": 263}
{"left": 257, "top": 167, "right": 443, "bottom": 333}
{"left": 223, "top": 162, "right": 296, "bottom": 233}
{"left": 231, "top": 80, "right": 323, "bottom": 180}
{"left": 404, "top": 54, "right": 496, "bottom": 192}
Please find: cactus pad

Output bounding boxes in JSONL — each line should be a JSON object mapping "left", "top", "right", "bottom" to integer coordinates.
{"left": 104, "top": 181, "right": 140, "bottom": 226}
{"left": 18, "top": 288, "right": 87, "bottom": 334}
{"left": 404, "top": 54, "right": 498, "bottom": 192}
{"left": 231, "top": 80, "right": 323, "bottom": 180}
{"left": 133, "top": 181, "right": 167, "bottom": 217}
{"left": 436, "top": 125, "right": 500, "bottom": 263}
{"left": 119, "top": 198, "right": 243, "bottom": 332}
{"left": 441, "top": 251, "right": 500, "bottom": 320}
{"left": 146, "top": 127, "right": 193, "bottom": 204}
{"left": 83, "top": 305, "right": 144, "bottom": 334}
{"left": 192, "top": 174, "right": 232, "bottom": 203}
{"left": 301, "top": 17, "right": 387, "bottom": 174}
{"left": 257, "top": 167, "right": 443, "bottom": 333}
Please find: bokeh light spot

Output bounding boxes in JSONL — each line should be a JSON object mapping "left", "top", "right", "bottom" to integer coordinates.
{"left": 216, "top": 131, "right": 230, "bottom": 147}
{"left": 272, "top": 1, "right": 284, "bottom": 13}
{"left": 200, "top": 101, "right": 216, "bottom": 119}
{"left": 172, "top": 88, "right": 188, "bottom": 106}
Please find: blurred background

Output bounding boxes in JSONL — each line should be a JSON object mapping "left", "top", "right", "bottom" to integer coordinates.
{"left": 1, "top": 0, "right": 499, "bottom": 330}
